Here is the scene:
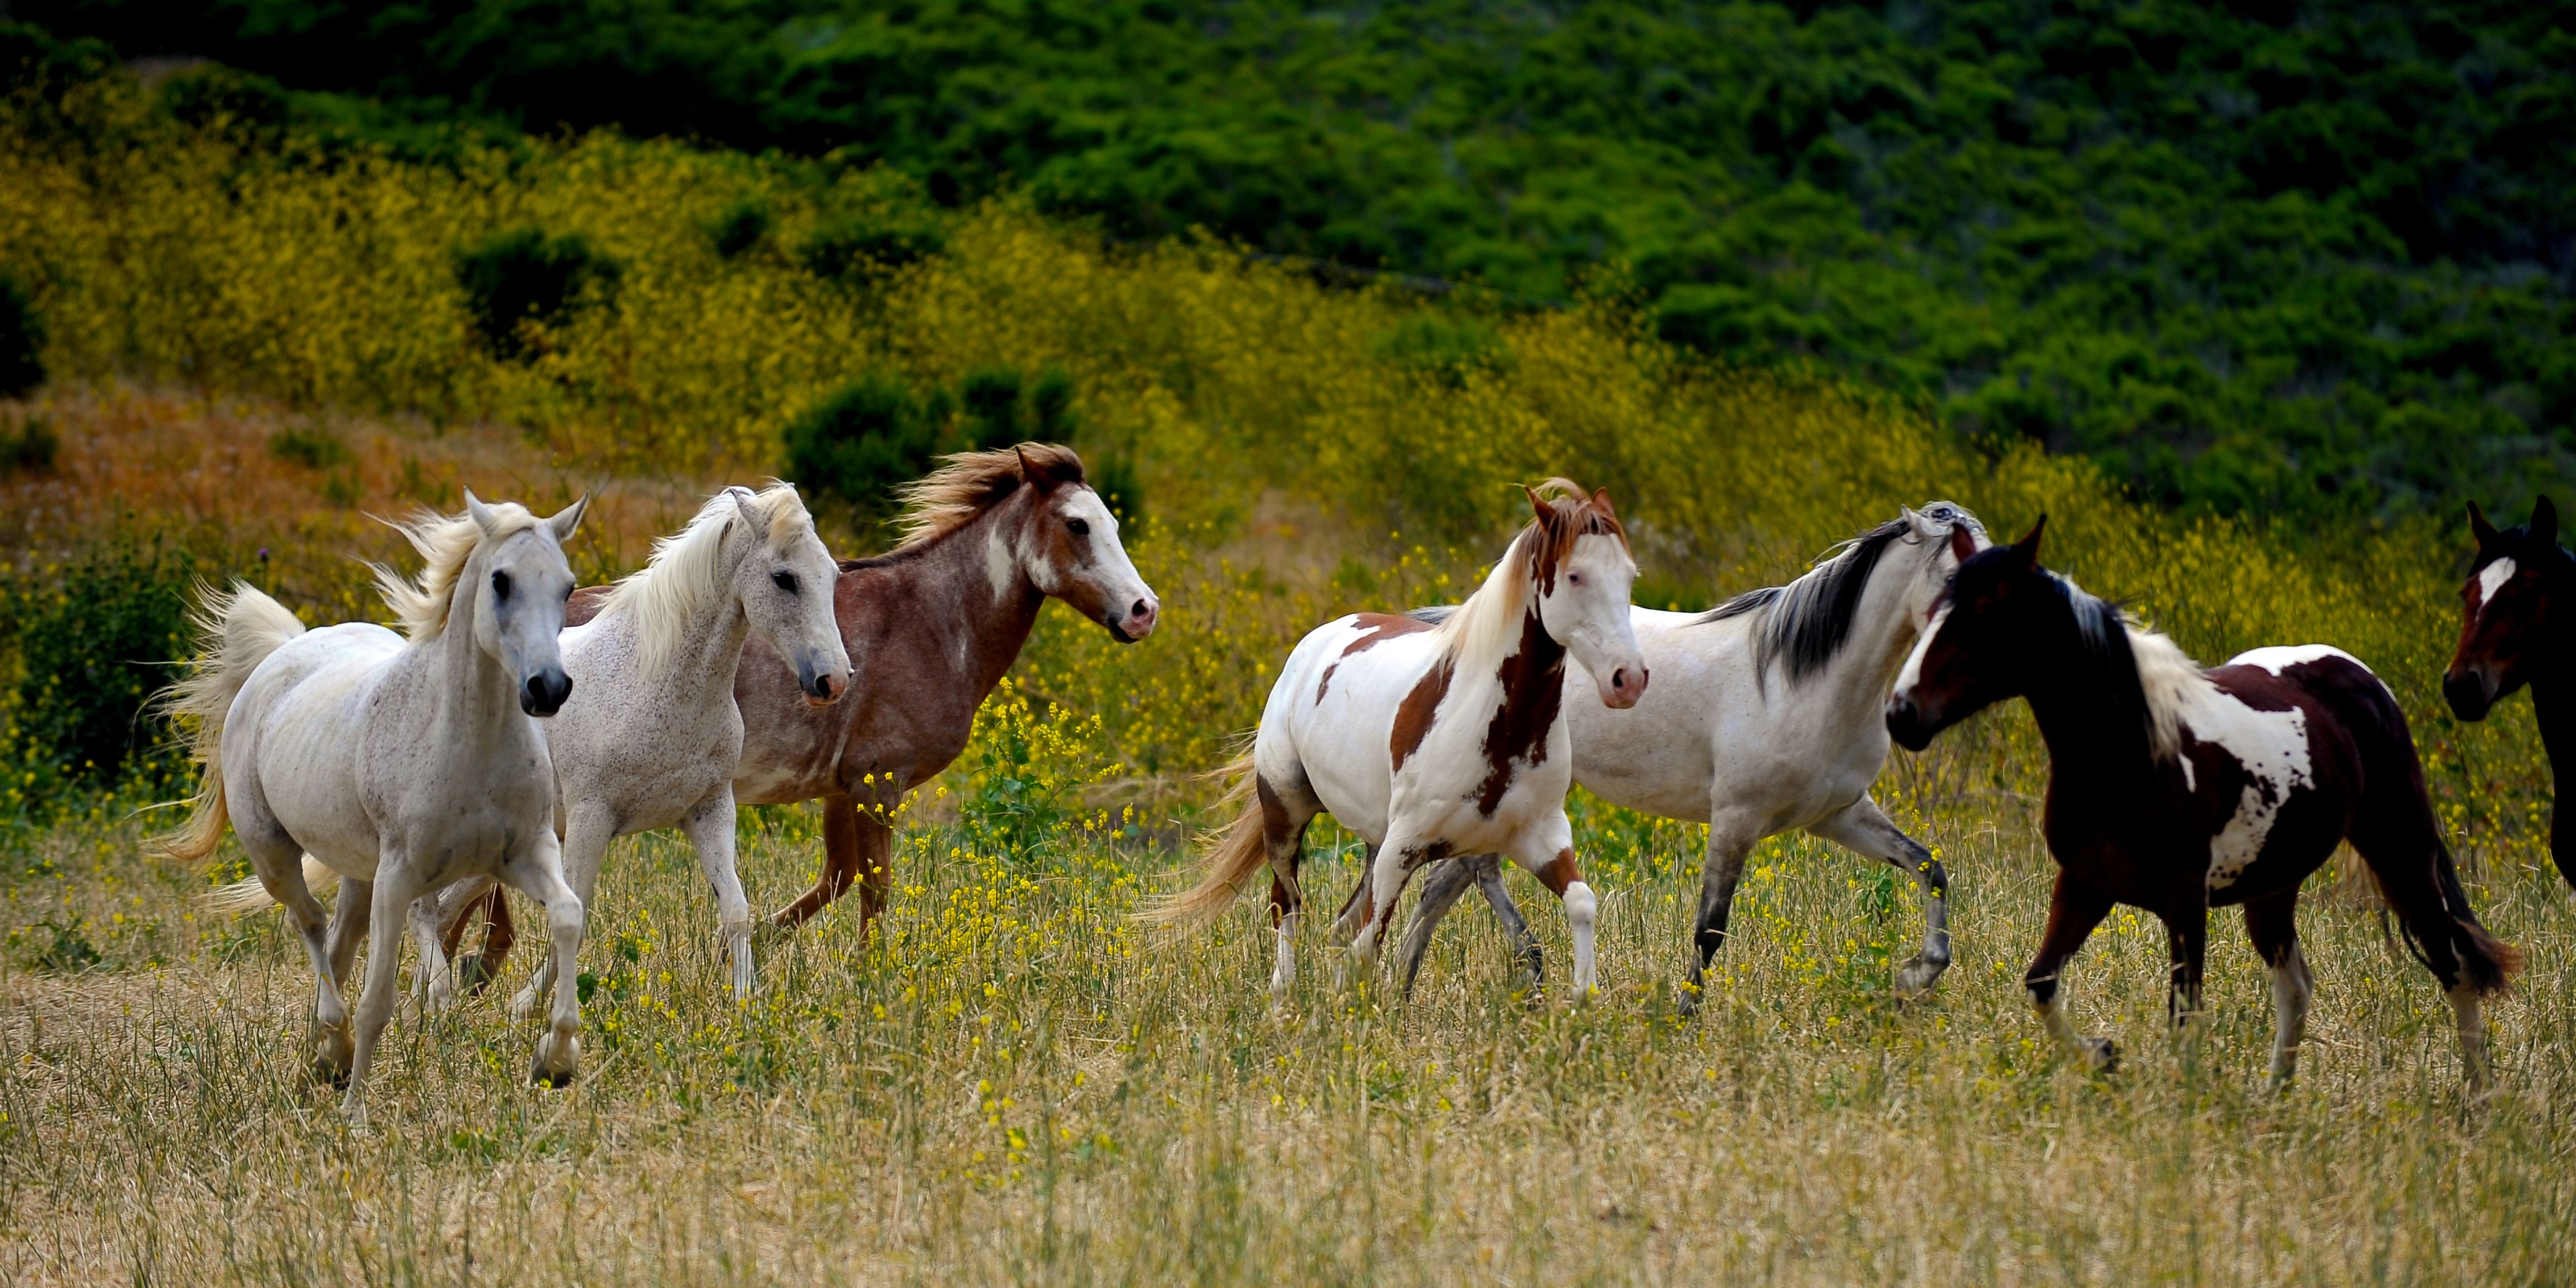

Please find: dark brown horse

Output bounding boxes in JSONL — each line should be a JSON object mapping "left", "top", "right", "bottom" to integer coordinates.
{"left": 1884, "top": 519, "right": 2516, "bottom": 1085}
{"left": 2445, "top": 496, "right": 2576, "bottom": 892}
{"left": 447, "top": 444, "right": 1157, "bottom": 975}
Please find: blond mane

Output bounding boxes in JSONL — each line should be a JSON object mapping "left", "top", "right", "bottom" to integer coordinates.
{"left": 889, "top": 443, "right": 1086, "bottom": 552}
{"left": 596, "top": 482, "right": 813, "bottom": 676}
{"left": 1428, "top": 478, "right": 1629, "bottom": 667}
{"left": 372, "top": 502, "right": 541, "bottom": 639}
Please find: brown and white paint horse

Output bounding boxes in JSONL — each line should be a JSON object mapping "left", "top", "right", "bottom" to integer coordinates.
{"left": 1886, "top": 519, "right": 2517, "bottom": 1085}
{"left": 2445, "top": 496, "right": 2576, "bottom": 892}
{"left": 1150, "top": 482, "right": 1646, "bottom": 1003}
{"left": 445, "top": 445, "right": 1157, "bottom": 978}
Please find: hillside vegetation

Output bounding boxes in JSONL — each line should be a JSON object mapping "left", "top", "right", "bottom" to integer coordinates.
{"left": 19, "top": 1, "right": 2576, "bottom": 520}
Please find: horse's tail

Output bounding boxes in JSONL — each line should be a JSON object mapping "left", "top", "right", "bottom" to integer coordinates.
{"left": 204, "top": 855, "right": 335, "bottom": 916}
{"left": 146, "top": 582, "right": 305, "bottom": 867}
{"left": 1142, "top": 749, "right": 1270, "bottom": 927}
{"left": 2428, "top": 839, "right": 2520, "bottom": 995}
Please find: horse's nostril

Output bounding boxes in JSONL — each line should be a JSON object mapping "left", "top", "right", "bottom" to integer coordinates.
{"left": 1131, "top": 599, "right": 1154, "bottom": 621}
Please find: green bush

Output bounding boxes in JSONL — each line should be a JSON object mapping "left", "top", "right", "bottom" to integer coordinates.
{"left": 453, "top": 227, "right": 621, "bottom": 360}
{"left": 708, "top": 199, "right": 772, "bottom": 260}
{"left": 0, "top": 274, "right": 44, "bottom": 398}
{"left": 8, "top": 536, "right": 193, "bottom": 784}
{"left": 266, "top": 427, "right": 348, "bottom": 470}
{"left": 796, "top": 214, "right": 945, "bottom": 282}
{"left": 784, "top": 375, "right": 949, "bottom": 516}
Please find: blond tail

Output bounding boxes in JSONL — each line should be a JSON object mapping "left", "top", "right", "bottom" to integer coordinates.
{"left": 1142, "top": 751, "right": 1276, "bottom": 927}
{"left": 203, "top": 854, "right": 335, "bottom": 916}
{"left": 145, "top": 581, "right": 305, "bottom": 866}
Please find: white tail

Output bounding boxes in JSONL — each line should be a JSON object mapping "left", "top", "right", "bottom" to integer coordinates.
{"left": 146, "top": 582, "right": 306, "bottom": 866}
{"left": 204, "top": 854, "right": 335, "bottom": 914}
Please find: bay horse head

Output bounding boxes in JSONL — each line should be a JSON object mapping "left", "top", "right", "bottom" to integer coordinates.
{"left": 1526, "top": 481, "right": 1647, "bottom": 708}
{"left": 1885, "top": 515, "right": 2050, "bottom": 751}
{"left": 898, "top": 443, "right": 1159, "bottom": 643}
{"left": 2447, "top": 497, "right": 2571, "bottom": 720}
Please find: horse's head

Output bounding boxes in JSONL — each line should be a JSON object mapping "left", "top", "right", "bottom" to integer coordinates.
{"left": 464, "top": 490, "right": 586, "bottom": 717}
{"left": 1901, "top": 501, "right": 1990, "bottom": 623}
{"left": 999, "top": 444, "right": 1159, "bottom": 643}
{"left": 1886, "top": 515, "right": 2049, "bottom": 751}
{"left": 1529, "top": 482, "right": 1647, "bottom": 709}
{"left": 2447, "top": 498, "right": 2571, "bottom": 720}
{"left": 720, "top": 484, "right": 853, "bottom": 706}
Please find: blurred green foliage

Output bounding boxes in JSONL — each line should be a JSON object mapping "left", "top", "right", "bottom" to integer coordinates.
{"left": 10, "top": 3, "right": 2576, "bottom": 519}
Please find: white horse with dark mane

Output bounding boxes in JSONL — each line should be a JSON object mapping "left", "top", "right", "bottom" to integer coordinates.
{"left": 417, "top": 482, "right": 851, "bottom": 1009}
{"left": 158, "top": 493, "right": 589, "bottom": 1122}
{"left": 1398, "top": 502, "right": 1988, "bottom": 1009}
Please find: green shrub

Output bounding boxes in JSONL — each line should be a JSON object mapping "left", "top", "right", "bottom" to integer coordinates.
{"left": 453, "top": 227, "right": 622, "bottom": 359}
{"left": 708, "top": 199, "right": 772, "bottom": 259}
{"left": 9, "top": 536, "right": 193, "bottom": 784}
{"left": 1, "top": 415, "right": 56, "bottom": 472}
{"left": 267, "top": 427, "right": 349, "bottom": 469}
{"left": 0, "top": 274, "right": 44, "bottom": 398}
{"left": 784, "top": 375, "right": 948, "bottom": 515}
{"left": 796, "top": 214, "right": 945, "bottom": 282}
{"left": 1369, "top": 315, "right": 1515, "bottom": 386}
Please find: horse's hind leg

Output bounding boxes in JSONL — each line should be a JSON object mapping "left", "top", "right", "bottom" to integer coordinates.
{"left": 1395, "top": 856, "right": 1479, "bottom": 998}
{"left": 1809, "top": 794, "right": 1952, "bottom": 997}
{"left": 770, "top": 793, "right": 861, "bottom": 930}
{"left": 1678, "top": 812, "right": 1763, "bottom": 1016}
{"left": 1258, "top": 780, "right": 1320, "bottom": 1006}
{"left": 1474, "top": 856, "right": 1544, "bottom": 990}
{"left": 2242, "top": 889, "right": 2311, "bottom": 1083}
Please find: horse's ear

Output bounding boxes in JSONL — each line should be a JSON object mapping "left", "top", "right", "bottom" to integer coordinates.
{"left": 2006, "top": 515, "right": 2046, "bottom": 568}
{"left": 546, "top": 494, "right": 590, "bottom": 543}
{"left": 2468, "top": 501, "right": 2499, "bottom": 550}
{"left": 1525, "top": 485, "right": 1553, "bottom": 526}
{"left": 2533, "top": 496, "right": 2559, "bottom": 547}
{"left": 1015, "top": 444, "right": 1054, "bottom": 492}
{"left": 464, "top": 488, "right": 500, "bottom": 536}
{"left": 724, "top": 485, "right": 759, "bottom": 526}
{"left": 1948, "top": 523, "right": 1978, "bottom": 566}
{"left": 1590, "top": 487, "right": 1617, "bottom": 519}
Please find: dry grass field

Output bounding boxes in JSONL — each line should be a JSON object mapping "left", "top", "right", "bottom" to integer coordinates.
{"left": 4, "top": 783, "right": 2572, "bottom": 1284}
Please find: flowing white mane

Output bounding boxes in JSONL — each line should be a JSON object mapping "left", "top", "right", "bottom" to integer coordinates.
{"left": 597, "top": 482, "right": 812, "bottom": 676}
{"left": 373, "top": 502, "right": 541, "bottom": 639}
{"left": 1426, "top": 525, "right": 1542, "bottom": 670}
{"left": 2053, "top": 571, "right": 2211, "bottom": 761}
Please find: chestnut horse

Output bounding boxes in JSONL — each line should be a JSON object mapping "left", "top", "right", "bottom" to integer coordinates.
{"left": 1150, "top": 482, "right": 1647, "bottom": 1003}
{"left": 2444, "top": 496, "right": 2576, "bottom": 892}
{"left": 445, "top": 445, "right": 1157, "bottom": 977}
{"left": 1886, "top": 519, "right": 2516, "bottom": 1086}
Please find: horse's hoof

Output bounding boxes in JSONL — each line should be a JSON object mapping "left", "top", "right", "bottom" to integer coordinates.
{"left": 529, "top": 1032, "right": 580, "bottom": 1089}
{"left": 308, "top": 1024, "right": 354, "bottom": 1087}
{"left": 2078, "top": 1036, "right": 2120, "bottom": 1074}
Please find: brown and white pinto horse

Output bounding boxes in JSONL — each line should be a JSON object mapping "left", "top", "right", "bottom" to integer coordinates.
{"left": 1886, "top": 519, "right": 2517, "bottom": 1085}
{"left": 2445, "top": 496, "right": 2576, "bottom": 892}
{"left": 445, "top": 445, "right": 1157, "bottom": 977}
{"left": 1150, "top": 482, "right": 1646, "bottom": 1004}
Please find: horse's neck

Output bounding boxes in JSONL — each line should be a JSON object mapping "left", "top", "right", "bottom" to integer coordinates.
{"left": 2533, "top": 676, "right": 2576, "bottom": 783}
{"left": 876, "top": 504, "right": 1047, "bottom": 700}
{"left": 426, "top": 595, "right": 523, "bottom": 749}
{"left": 633, "top": 561, "right": 756, "bottom": 712}
{"left": 1801, "top": 548, "right": 1926, "bottom": 716}
{"left": 2020, "top": 616, "right": 2157, "bottom": 794}
{"left": 1458, "top": 603, "right": 1567, "bottom": 731}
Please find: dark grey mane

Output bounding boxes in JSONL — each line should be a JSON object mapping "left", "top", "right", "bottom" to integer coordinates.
{"left": 1701, "top": 504, "right": 1982, "bottom": 688}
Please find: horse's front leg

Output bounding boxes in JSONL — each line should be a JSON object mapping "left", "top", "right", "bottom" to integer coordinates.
{"left": 406, "top": 876, "right": 487, "bottom": 1014}
{"left": 683, "top": 788, "right": 757, "bottom": 1002}
{"left": 2161, "top": 896, "right": 2209, "bottom": 1030}
{"left": 497, "top": 831, "right": 586, "bottom": 1089}
{"left": 2026, "top": 871, "right": 2119, "bottom": 1072}
{"left": 770, "top": 792, "right": 860, "bottom": 929}
{"left": 1808, "top": 794, "right": 1951, "bottom": 997}
{"left": 513, "top": 805, "right": 614, "bottom": 1022}
{"left": 1506, "top": 816, "right": 1597, "bottom": 1000}
{"left": 341, "top": 857, "right": 430, "bottom": 1124}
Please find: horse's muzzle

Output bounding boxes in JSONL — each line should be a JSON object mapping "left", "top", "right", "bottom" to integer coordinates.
{"left": 1106, "top": 595, "right": 1158, "bottom": 644}
{"left": 1597, "top": 665, "right": 1647, "bottom": 710}
{"left": 522, "top": 668, "right": 573, "bottom": 717}
{"left": 1884, "top": 695, "right": 1935, "bottom": 751}
{"left": 2443, "top": 669, "right": 2495, "bottom": 722}
{"left": 800, "top": 664, "right": 848, "bottom": 707}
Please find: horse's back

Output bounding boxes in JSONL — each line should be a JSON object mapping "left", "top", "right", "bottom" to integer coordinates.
{"left": 2223, "top": 644, "right": 2428, "bottom": 804}
{"left": 230, "top": 623, "right": 405, "bottom": 871}
{"left": 1265, "top": 613, "right": 1449, "bottom": 840}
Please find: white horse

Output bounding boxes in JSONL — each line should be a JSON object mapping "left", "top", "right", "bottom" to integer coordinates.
{"left": 158, "top": 493, "right": 589, "bottom": 1122}
{"left": 418, "top": 483, "right": 853, "bottom": 1008}
{"left": 1395, "top": 503, "right": 1988, "bottom": 1010}
{"left": 1152, "top": 482, "right": 1648, "bottom": 1002}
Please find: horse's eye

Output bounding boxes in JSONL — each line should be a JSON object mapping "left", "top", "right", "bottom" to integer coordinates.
{"left": 1568, "top": 571, "right": 1585, "bottom": 586}
{"left": 490, "top": 570, "right": 512, "bottom": 600}
{"left": 772, "top": 571, "right": 798, "bottom": 594}
{"left": 1067, "top": 517, "right": 1091, "bottom": 537}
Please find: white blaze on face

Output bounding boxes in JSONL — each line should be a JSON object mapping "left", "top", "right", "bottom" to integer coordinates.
{"left": 2475, "top": 557, "right": 2517, "bottom": 617}
{"left": 1892, "top": 604, "right": 1949, "bottom": 698}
